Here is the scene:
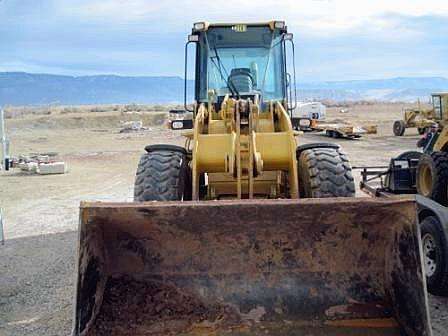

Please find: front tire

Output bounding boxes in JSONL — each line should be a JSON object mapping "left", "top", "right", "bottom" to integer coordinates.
{"left": 134, "top": 146, "right": 191, "bottom": 201}
{"left": 416, "top": 152, "right": 448, "bottom": 206}
{"left": 298, "top": 147, "right": 355, "bottom": 198}
{"left": 420, "top": 216, "right": 448, "bottom": 296}
{"left": 393, "top": 120, "right": 406, "bottom": 136}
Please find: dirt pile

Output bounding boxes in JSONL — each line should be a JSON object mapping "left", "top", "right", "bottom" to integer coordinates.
{"left": 90, "top": 277, "right": 240, "bottom": 336}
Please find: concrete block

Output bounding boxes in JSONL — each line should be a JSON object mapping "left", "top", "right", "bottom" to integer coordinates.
{"left": 37, "top": 162, "right": 67, "bottom": 175}
{"left": 37, "top": 155, "right": 50, "bottom": 163}
{"left": 19, "top": 161, "right": 38, "bottom": 172}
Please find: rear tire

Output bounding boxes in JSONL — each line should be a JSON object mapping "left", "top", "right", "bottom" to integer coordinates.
{"left": 393, "top": 120, "right": 406, "bottom": 136}
{"left": 134, "top": 147, "right": 191, "bottom": 201}
{"left": 298, "top": 147, "right": 355, "bottom": 198}
{"left": 416, "top": 152, "right": 448, "bottom": 206}
{"left": 420, "top": 216, "right": 448, "bottom": 296}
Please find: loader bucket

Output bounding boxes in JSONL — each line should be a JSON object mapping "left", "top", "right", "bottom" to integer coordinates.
{"left": 72, "top": 198, "right": 431, "bottom": 336}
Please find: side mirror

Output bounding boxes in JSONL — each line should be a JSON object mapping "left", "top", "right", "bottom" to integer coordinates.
{"left": 170, "top": 119, "right": 193, "bottom": 130}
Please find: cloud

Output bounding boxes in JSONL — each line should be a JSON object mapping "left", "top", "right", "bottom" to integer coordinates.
{"left": 61, "top": 0, "right": 448, "bottom": 33}
{"left": 0, "top": 0, "right": 447, "bottom": 80}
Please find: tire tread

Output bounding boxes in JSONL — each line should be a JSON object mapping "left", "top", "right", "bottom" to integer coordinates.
{"left": 299, "top": 147, "right": 355, "bottom": 198}
{"left": 417, "top": 151, "right": 448, "bottom": 206}
{"left": 134, "top": 150, "right": 188, "bottom": 201}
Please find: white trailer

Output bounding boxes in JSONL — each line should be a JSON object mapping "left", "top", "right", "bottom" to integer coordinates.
{"left": 291, "top": 102, "right": 326, "bottom": 130}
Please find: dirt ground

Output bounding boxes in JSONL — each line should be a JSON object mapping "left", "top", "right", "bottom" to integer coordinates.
{"left": 1, "top": 103, "right": 447, "bottom": 335}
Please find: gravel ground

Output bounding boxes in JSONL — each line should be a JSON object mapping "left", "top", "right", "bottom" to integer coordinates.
{"left": 1, "top": 106, "right": 447, "bottom": 335}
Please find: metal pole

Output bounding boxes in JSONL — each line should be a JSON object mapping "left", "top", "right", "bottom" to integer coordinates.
{"left": 0, "top": 107, "right": 10, "bottom": 170}
{"left": 0, "top": 208, "right": 4, "bottom": 245}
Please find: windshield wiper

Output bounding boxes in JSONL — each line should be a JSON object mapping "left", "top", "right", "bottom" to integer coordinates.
{"left": 212, "top": 46, "right": 240, "bottom": 98}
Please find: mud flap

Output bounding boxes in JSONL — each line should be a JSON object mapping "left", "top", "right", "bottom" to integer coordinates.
{"left": 72, "top": 198, "right": 431, "bottom": 336}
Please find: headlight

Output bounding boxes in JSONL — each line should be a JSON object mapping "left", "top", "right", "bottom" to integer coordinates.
{"left": 171, "top": 121, "right": 185, "bottom": 129}
{"left": 188, "top": 34, "right": 199, "bottom": 42}
{"left": 193, "top": 22, "right": 206, "bottom": 31}
{"left": 283, "top": 33, "right": 294, "bottom": 41}
{"left": 274, "top": 21, "right": 285, "bottom": 29}
{"left": 170, "top": 119, "right": 193, "bottom": 130}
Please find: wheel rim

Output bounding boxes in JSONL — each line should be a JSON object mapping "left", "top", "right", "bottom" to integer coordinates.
{"left": 422, "top": 233, "right": 437, "bottom": 277}
{"left": 419, "top": 164, "right": 433, "bottom": 196}
{"left": 394, "top": 121, "right": 402, "bottom": 135}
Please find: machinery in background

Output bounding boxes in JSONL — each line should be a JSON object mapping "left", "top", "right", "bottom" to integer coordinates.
{"left": 290, "top": 101, "right": 326, "bottom": 130}
{"left": 320, "top": 123, "right": 377, "bottom": 139}
{"left": 358, "top": 150, "right": 448, "bottom": 296}
{"left": 415, "top": 102, "right": 448, "bottom": 206}
{"left": 360, "top": 104, "right": 448, "bottom": 295}
{"left": 290, "top": 102, "right": 378, "bottom": 139}
{"left": 393, "top": 93, "right": 448, "bottom": 136}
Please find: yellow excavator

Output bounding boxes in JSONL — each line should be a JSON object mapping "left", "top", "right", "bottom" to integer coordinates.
{"left": 72, "top": 22, "right": 431, "bottom": 336}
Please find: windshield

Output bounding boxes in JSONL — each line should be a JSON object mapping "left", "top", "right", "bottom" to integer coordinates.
{"left": 433, "top": 95, "right": 442, "bottom": 119}
{"left": 196, "top": 26, "right": 285, "bottom": 102}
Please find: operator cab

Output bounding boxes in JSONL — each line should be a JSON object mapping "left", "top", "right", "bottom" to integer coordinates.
{"left": 432, "top": 92, "right": 448, "bottom": 120}
{"left": 185, "top": 21, "right": 296, "bottom": 114}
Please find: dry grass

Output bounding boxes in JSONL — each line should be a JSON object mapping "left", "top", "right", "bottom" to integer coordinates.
{"left": 3, "top": 101, "right": 430, "bottom": 120}
{"left": 3, "top": 103, "right": 186, "bottom": 119}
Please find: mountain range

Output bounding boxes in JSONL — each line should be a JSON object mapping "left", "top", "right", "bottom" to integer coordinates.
{"left": 0, "top": 72, "right": 447, "bottom": 106}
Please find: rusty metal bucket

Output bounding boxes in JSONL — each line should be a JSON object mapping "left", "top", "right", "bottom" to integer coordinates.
{"left": 72, "top": 198, "right": 432, "bottom": 336}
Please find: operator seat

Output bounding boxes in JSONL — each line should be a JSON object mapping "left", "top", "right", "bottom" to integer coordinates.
{"left": 228, "top": 68, "right": 255, "bottom": 93}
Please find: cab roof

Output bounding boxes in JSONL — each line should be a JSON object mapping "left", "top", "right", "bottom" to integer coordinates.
{"left": 193, "top": 21, "right": 286, "bottom": 32}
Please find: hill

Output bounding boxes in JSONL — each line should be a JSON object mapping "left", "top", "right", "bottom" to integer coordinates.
{"left": 0, "top": 72, "right": 447, "bottom": 105}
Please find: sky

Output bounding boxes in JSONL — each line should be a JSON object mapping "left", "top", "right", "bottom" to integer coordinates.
{"left": 0, "top": 0, "right": 447, "bottom": 81}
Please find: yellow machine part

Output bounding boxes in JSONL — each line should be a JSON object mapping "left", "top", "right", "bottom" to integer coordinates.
{"left": 191, "top": 97, "right": 298, "bottom": 200}
{"left": 430, "top": 94, "right": 448, "bottom": 151}
{"left": 403, "top": 109, "right": 435, "bottom": 128}
{"left": 404, "top": 93, "right": 448, "bottom": 129}
{"left": 433, "top": 93, "right": 448, "bottom": 125}
{"left": 433, "top": 125, "right": 448, "bottom": 151}
{"left": 72, "top": 198, "right": 432, "bottom": 336}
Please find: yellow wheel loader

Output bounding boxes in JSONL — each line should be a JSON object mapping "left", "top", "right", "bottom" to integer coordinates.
{"left": 73, "top": 22, "right": 432, "bottom": 336}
